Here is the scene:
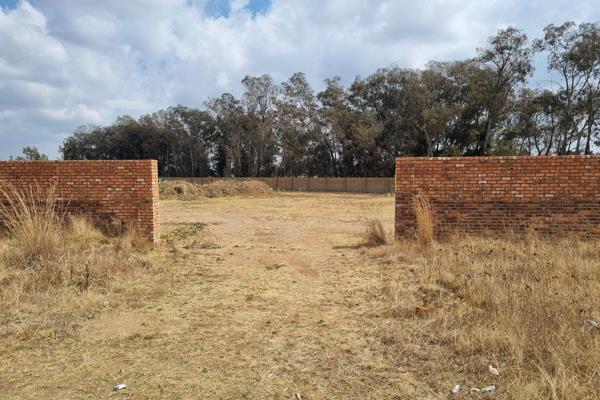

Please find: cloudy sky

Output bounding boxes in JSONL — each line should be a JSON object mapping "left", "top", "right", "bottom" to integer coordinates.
{"left": 0, "top": 0, "right": 598, "bottom": 159}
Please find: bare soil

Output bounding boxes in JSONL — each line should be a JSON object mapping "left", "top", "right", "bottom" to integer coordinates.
{"left": 1, "top": 192, "right": 431, "bottom": 399}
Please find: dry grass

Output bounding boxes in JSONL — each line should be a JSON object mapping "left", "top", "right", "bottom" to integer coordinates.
{"left": 0, "top": 182, "right": 165, "bottom": 341}
{"left": 371, "top": 234, "right": 600, "bottom": 399}
{"left": 3, "top": 191, "right": 600, "bottom": 398}
{"left": 413, "top": 194, "right": 434, "bottom": 249}
{"left": 160, "top": 179, "right": 273, "bottom": 200}
{"left": 0, "top": 192, "right": 408, "bottom": 399}
{"left": 363, "top": 211, "right": 387, "bottom": 247}
{"left": 0, "top": 183, "right": 65, "bottom": 268}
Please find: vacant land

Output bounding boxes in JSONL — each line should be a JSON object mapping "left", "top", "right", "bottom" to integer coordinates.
{"left": 1, "top": 192, "right": 599, "bottom": 399}
{"left": 0, "top": 193, "right": 408, "bottom": 399}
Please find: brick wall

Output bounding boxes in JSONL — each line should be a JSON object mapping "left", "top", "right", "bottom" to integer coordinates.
{"left": 395, "top": 156, "right": 600, "bottom": 238}
{"left": 0, "top": 160, "right": 160, "bottom": 243}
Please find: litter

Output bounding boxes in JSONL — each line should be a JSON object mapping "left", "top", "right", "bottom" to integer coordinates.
{"left": 585, "top": 320, "right": 599, "bottom": 331}
{"left": 112, "top": 384, "right": 127, "bottom": 392}
{"left": 452, "top": 384, "right": 460, "bottom": 394}
{"left": 488, "top": 365, "right": 500, "bottom": 376}
{"left": 470, "top": 385, "right": 496, "bottom": 393}
{"left": 481, "top": 385, "right": 496, "bottom": 392}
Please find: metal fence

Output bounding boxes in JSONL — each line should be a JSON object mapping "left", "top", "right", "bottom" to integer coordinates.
{"left": 163, "top": 177, "right": 395, "bottom": 194}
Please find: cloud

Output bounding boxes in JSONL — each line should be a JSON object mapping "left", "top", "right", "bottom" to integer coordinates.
{"left": 0, "top": 0, "right": 598, "bottom": 158}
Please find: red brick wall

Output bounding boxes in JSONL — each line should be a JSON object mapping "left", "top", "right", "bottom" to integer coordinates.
{"left": 0, "top": 160, "right": 160, "bottom": 242}
{"left": 395, "top": 156, "right": 600, "bottom": 238}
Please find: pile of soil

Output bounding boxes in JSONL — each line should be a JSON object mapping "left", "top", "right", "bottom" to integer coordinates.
{"left": 160, "top": 179, "right": 273, "bottom": 200}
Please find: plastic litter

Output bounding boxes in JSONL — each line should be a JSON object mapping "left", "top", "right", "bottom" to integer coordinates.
{"left": 585, "top": 320, "right": 599, "bottom": 331}
{"left": 481, "top": 385, "right": 496, "bottom": 392}
{"left": 452, "top": 384, "right": 460, "bottom": 394}
{"left": 112, "top": 384, "right": 127, "bottom": 392}
{"left": 470, "top": 385, "right": 496, "bottom": 393}
{"left": 488, "top": 365, "right": 500, "bottom": 376}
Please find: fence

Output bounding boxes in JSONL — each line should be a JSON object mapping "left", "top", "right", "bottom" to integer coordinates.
{"left": 164, "top": 176, "right": 395, "bottom": 194}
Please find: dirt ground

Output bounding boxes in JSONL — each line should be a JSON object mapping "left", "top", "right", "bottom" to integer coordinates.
{"left": 0, "top": 192, "right": 439, "bottom": 399}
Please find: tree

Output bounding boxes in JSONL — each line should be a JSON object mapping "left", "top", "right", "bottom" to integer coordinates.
{"left": 508, "top": 89, "right": 557, "bottom": 155}
{"left": 535, "top": 22, "right": 600, "bottom": 154}
{"left": 475, "top": 27, "right": 534, "bottom": 155}
{"left": 316, "top": 77, "right": 347, "bottom": 176}
{"left": 62, "top": 108, "right": 215, "bottom": 177}
{"left": 275, "top": 72, "right": 324, "bottom": 176}
{"left": 11, "top": 146, "right": 49, "bottom": 161}
{"left": 59, "top": 22, "right": 599, "bottom": 175}
{"left": 241, "top": 75, "right": 279, "bottom": 176}
{"left": 205, "top": 93, "right": 246, "bottom": 176}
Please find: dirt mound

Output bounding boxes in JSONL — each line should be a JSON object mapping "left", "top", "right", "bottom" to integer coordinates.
{"left": 202, "top": 180, "right": 273, "bottom": 198}
{"left": 160, "top": 179, "right": 273, "bottom": 200}
{"left": 160, "top": 180, "right": 205, "bottom": 200}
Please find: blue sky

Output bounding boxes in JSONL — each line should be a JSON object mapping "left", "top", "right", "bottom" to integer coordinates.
{"left": 204, "top": 0, "right": 271, "bottom": 17}
{"left": 0, "top": 0, "right": 272, "bottom": 14}
{"left": 0, "top": 0, "right": 18, "bottom": 8}
{"left": 0, "top": 0, "right": 599, "bottom": 159}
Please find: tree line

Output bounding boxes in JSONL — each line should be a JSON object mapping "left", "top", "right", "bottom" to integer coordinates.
{"left": 61, "top": 22, "right": 600, "bottom": 177}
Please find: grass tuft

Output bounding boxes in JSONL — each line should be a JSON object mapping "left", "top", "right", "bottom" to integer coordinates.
{"left": 413, "top": 194, "right": 434, "bottom": 249}
{"left": 0, "top": 182, "right": 64, "bottom": 269}
{"left": 364, "top": 217, "right": 387, "bottom": 247}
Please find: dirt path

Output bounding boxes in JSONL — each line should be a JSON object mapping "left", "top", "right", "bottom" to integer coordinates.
{"left": 2, "top": 193, "right": 432, "bottom": 399}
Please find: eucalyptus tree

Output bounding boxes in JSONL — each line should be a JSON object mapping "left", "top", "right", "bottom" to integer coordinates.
{"left": 10, "top": 146, "right": 49, "bottom": 161}
{"left": 241, "top": 74, "right": 279, "bottom": 176}
{"left": 205, "top": 93, "right": 246, "bottom": 176}
{"left": 536, "top": 22, "right": 600, "bottom": 154}
{"left": 275, "top": 72, "right": 326, "bottom": 176}
{"left": 475, "top": 27, "right": 534, "bottom": 155}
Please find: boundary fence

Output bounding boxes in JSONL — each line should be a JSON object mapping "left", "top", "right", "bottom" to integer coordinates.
{"left": 164, "top": 176, "right": 394, "bottom": 194}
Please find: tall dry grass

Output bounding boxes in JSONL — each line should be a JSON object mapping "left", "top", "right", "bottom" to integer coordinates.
{"left": 0, "top": 182, "right": 164, "bottom": 340}
{"left": 0, "top": 183, "right": 65, "bottom": 269}
{"left": 413, "top": 194, "right": 434, "bottom": 249}
{"left": 364, "top": 217, "right": 387, "bottom": 247}
{"left": 373, "top": 234, "right": 600, "bottom": 399}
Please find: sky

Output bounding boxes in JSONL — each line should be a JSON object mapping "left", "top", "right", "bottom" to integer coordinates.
{"left": 0, "top": 0, "right": 598, "bottom": 159}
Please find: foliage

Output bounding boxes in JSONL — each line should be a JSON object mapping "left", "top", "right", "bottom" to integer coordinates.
{"left": 61, "top": 22, "right": 600, "bottom": 176}
{"left": 10, "top": 146, "right": 49, "bottom": 161}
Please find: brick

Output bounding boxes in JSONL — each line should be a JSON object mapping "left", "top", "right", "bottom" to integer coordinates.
{"left": 395, "top": 156, "right": 600, "bottom": 238}
{"left": 0, "top": 160, "right": 160, "bottom": 243}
